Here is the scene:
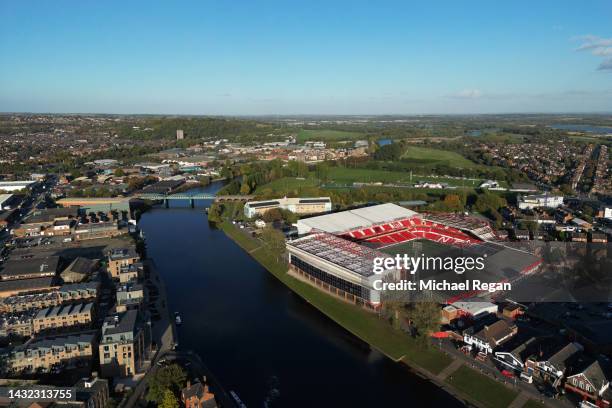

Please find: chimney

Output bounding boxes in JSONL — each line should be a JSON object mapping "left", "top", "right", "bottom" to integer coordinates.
{"left": 186, "top": 380, "right": 191, "bottom": 389}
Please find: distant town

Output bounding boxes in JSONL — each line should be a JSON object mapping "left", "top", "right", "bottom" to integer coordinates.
{"left": 0, "top": 113, "right": 611, "bottom": 408}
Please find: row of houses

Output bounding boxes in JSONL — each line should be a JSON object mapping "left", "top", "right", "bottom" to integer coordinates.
{"left": 451, "top": 302, "right": 611, "bottom": 406}
{"left": 0, "top": 302, "right": 94, "bottom": 338}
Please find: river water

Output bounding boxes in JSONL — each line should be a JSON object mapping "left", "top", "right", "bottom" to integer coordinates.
{"left": 138, "top": 182, "right": 463, "bottom": 408}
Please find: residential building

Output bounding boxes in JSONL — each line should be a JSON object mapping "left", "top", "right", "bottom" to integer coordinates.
{"left": 74, "top": 376, "right": 110, "bottom": 408}
{"left": 176, "top": 129, "right": 184, "bottom": 140}
{"left": 565, "top": 358, "right": 611, "bottom": 407}
{"left": 2, "top": 333, "right": 95, "bottom": 374}
{"left": 0, "top": 312, "right": 34, "bottom": 337}
{"left": 116, "top": 283, "right": 144, "bottom": 312}
{"left": 181, "top": 380, "right": 218, "bottom": 408}
{"left": 244, "top": 197, "right": 332, "bottom": 218}
{"left": 463, "top": 319, "right": 518, "bottom": 354}
{"left": 119, "top": 262, "right": 142, "bottom": 283}
{"left": 107, "top": 248, "right": 139, "bottom": 279}
{"left": 525, "top": 341, "right": 583, "bottom": 384}
{"left": 32, "top": 302, "right": 94, "bottom": 333}
{"left": 0, "top": 282, "right": 98, "bottom": 313}
{"left": 494, "top": 336, "right": 542, "bottom": 372}
{"left": 99, "top": 310, "right": 148, "bottom": 377}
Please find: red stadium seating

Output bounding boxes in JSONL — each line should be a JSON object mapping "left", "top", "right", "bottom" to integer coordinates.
{"left": 342, "top": 216, "right": 480, "bottom": 247}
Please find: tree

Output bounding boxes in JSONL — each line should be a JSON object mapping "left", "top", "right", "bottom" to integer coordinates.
{"left": 260, "top": 227, "right": 286, "bottom": 261}
{"left": 315, "top": 162, "right": 330, "bottom": 183}
{"left": 262, "top": 208, "right": 283, "bottom": 222}
{"left": 443, "top": 194, "right": 462, "bottom": 211}
{"left": 240, "top": 182, "right": 251, "bottom": 195}
{"left": 373, "top": 143, "right": 403, "bottom": 161}
{"left": 146, "top": 364, "right": 186, "bottom": 403}
{"left": 160, "top": 389, "right": 179, "bottom": 408}
{"left": 409, "top": 302, "right": 440, "bottom": 346}
{"left": 114, "top": 168, "right": 125, "bottom": 177}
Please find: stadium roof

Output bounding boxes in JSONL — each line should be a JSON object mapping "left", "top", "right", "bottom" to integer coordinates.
{"left": 297, "top": 203, "right": 417, "bottom": 234}
{"left": 288, "top": 233, "right": 392, "bottom": 277}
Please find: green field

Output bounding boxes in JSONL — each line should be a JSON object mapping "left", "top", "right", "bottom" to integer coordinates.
{"left": 446, "top": 366, "right": 518, "bottom": 408}
{"left": 297, "top": 129, "right": 364, "bottom": 142}
{"left": 327, "top": 167, "right": 484, "bottom": 187}
{"left": 401, "top": 146, "right": 483, "bottom": 169}
{"left": 254, "top": 177, "right": 319, "bottom": 193}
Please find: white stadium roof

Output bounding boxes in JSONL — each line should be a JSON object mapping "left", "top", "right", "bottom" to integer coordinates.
{"left": 297, "top": 203, "right": 417, "bottom": 234}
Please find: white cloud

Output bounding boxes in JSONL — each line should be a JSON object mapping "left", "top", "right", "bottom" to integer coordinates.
{"left": 575, "top": 35, "right": 612, "bottom": 71}
{"left": 448, "top": 89, "right": 483, "bottom": 99}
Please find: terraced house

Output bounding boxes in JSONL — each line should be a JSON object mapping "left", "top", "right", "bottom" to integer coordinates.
{"left": 1, "top": 333, "right": 95, "bottom": 374}
{"left": 32, "top": 302, "right": 94, "bottom": 333}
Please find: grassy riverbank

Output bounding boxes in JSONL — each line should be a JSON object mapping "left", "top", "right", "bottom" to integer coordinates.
{"left": 220, "top": 221, "right": 451, "bottom": 373}
{"left": 220, "top": 221, "right": 540, "bottom": 408}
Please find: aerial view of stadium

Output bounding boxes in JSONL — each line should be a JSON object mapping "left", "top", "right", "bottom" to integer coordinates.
{"left": 288, "top": 203, "right": 542, "bottom": 308}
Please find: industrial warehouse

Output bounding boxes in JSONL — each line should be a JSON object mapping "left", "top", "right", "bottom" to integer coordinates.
{"left": 287, "top": 204, "right": 542, "bottom": 309}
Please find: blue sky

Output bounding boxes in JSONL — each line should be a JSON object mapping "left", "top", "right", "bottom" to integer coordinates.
{"left": 1, "top": 1, "right": 611, "bottom": 114}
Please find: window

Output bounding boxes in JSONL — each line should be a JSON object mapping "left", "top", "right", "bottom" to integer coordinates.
{"left": 290, "top": 256, "right": 371, "bottom": 301}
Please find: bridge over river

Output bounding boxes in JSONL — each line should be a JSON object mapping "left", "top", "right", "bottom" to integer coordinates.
{"left": 134, "top": 192, "right": 254, "bottom": 207}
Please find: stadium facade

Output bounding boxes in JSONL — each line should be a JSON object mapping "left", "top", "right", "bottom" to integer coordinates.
{"left": 287, "top": 204, "right": 541, "bottom": 309}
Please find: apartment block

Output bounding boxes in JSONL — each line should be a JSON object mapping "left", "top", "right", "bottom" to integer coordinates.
{"left": 99, "top": 310, "right": 148, "bottom": 377}
{"left": 107, "top": 248, "right": 139, "bottom": 279}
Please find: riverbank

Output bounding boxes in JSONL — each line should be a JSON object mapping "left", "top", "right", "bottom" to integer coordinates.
{"left": 219, "top": 221, "right": 543, "bottom": 408}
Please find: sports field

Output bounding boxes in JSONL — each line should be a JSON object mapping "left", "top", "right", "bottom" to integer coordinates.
{"left": 254, "top": 177, "right": 319, "bottom": 193}
{"left": 379, "top": 239, "right": 463, "bottom": 258}
{"left": 401, "top": 146, "right": 482, "bottom": 169}
{"left": 327, "top": 167, "right": 484, "bottom": 187}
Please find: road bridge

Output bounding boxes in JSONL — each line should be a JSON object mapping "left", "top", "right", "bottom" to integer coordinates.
{"left": 133, "top": 193, "right": 254, "bottom": 207}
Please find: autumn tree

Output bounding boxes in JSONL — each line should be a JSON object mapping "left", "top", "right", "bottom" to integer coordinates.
{"left": 146, "top": 364, "right": 187, "bottom": 404}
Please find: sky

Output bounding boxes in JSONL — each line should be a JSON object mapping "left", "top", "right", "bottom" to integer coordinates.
{"left": 1, "top": 1, "right": 611, "bottom": 115}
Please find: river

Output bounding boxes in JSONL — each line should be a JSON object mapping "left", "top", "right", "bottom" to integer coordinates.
{"left": 138, "top": 182, "right": 464, "bottom": 408}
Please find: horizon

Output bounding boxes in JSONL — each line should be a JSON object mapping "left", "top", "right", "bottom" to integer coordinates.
{"left": 1, "top": 1, "right": 612, "bottom": 115}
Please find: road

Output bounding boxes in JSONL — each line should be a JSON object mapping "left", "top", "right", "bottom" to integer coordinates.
{"left": 435, "top": 338, "right": 572, "bottom": 408}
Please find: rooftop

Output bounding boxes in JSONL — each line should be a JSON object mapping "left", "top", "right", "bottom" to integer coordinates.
{"left": 108, "top": 247, "right": 138, "bottom": 261}
{"left": 101, "top": 309, "right": 139, "bottom": 337}
{"left": 288, "top": 233, "right": 391, "bottom": 277}
{"left": 297, "top": 203, "right": 416, "bottom": 234}
{"left": 0, "top": 256, "right": 60, "bottom": 279}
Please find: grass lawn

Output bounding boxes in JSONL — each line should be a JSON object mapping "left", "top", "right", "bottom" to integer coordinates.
{"left": 401, "top": 146, "right": 482, "bottom": 169}
{"left": 327, "top": 167, "right": 485, "bottom": 187}
{"left": 522, "top": 400, "right": 548, "bottom": 408}
{"left": 254, "top": 177, "right": 319, "bottom": 193}
{"left": 220, "top": 221, "right": 452, "bottom": 375}
{"left": 297, "top": 129, "right": 364, "bottom": 143}
{"left": 446, "top": 366, "right": 518, "bottom": 408}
